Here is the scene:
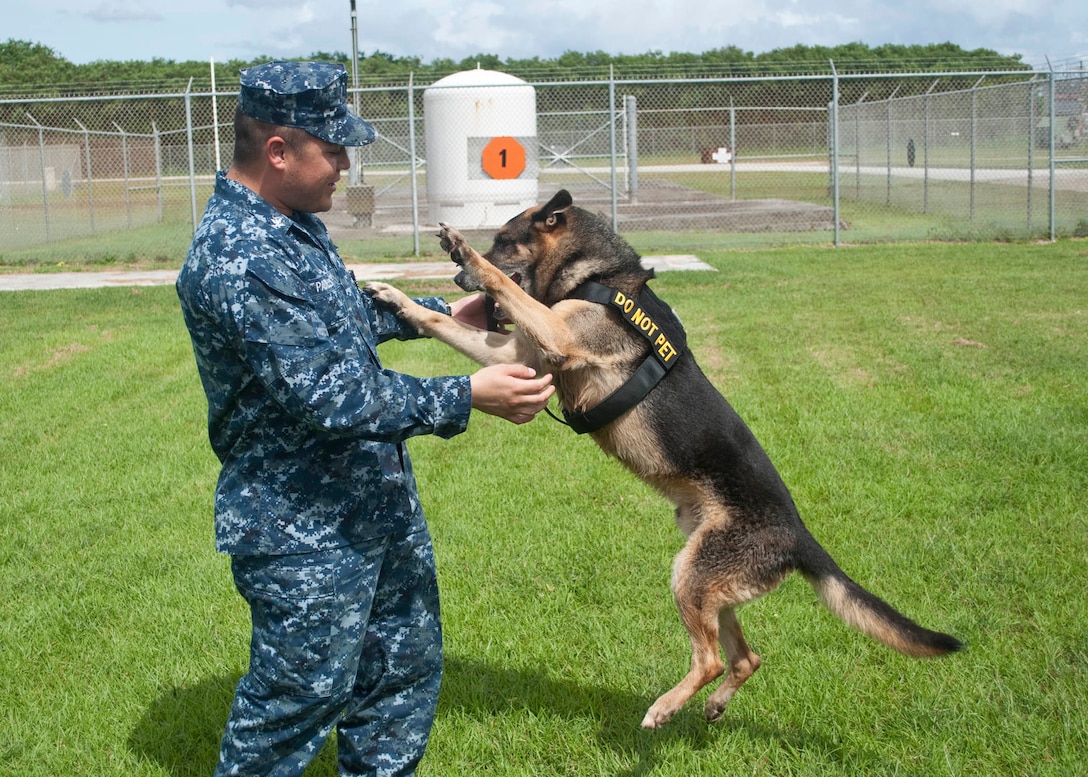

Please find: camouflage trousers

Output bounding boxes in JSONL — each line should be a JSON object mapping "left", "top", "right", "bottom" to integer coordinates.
{"left": 214, "top": 528, "right": 443, "bottom": 777}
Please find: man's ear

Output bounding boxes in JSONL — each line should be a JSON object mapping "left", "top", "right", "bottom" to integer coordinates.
{"left": 267, "top": 135, "right": 289, "bottom": 171}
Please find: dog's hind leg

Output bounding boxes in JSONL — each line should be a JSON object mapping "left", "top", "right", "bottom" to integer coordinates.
{"left": 640, "top": 531, "right": 743, "bottom": 730}
{"left": 641, "top": 598, "right": 764, "bottom": 729}
{"left": 641, "top": 517, "right": 782, "bottom": 729}
{"left": 704, "top": 609, "right": 761, "bottom": 723}
{"left": 640, "top": 589, "right": 726, "bottom": 730}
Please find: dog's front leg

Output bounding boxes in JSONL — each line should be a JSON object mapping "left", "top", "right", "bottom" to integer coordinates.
{"left": 365, "top": 281, "right": 536, "bottom": 368}
{"left": 438, "top": 224, "right": 588, "bottom": 370}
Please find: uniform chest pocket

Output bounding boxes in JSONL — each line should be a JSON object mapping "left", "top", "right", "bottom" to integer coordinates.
{"left": 243, "top": 267, "right": 349, "bottom": 347}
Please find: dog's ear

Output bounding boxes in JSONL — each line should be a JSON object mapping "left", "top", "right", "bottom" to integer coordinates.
{"left": 535, "top": 189, "right": 573, "bottom": 229}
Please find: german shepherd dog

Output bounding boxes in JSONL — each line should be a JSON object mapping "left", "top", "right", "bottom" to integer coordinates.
{"left": 365, "top": 189, "right": 961, "bottom": 729}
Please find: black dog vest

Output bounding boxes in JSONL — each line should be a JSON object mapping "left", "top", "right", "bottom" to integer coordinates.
{"left": 560, "top": 280, "right": 687, "bottom": 434}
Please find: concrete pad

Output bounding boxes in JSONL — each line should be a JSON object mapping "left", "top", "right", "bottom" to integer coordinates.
{"left": 0, "top": 255, "right": 713, "bottom": 292}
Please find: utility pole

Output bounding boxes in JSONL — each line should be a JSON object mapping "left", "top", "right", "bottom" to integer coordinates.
{"left": 345, "top": 0, "right": 375, "bottom": 226}
{"left": 349, "top": 0, "right": 362, "bottom": 185}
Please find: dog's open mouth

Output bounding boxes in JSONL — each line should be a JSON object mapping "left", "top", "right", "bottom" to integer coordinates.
{"left": 451, "top": 264, "right": 523, "bottom": 329}
{"left": 490, "top": 272, "right": 522, "bottom": 323}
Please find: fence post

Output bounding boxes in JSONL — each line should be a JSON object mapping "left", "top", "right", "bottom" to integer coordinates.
{"left": 626, "top": 95, "right": 639, "bottom": 205}
{"left": 184, "top": 77, "right": 199, "bottom": 235}
{"left": 113, "top": 122, "right": 132, "bottom": 228}
{"left": 923, "top": 90, "right": 929, "bottom": 214}
{"left": 853, "top": 91, "right": 867, "bottom": 199}
{"left": 210, "top": 58, "right": 223, "bottom": 172}
{"left": 26, "top": 112, "right": 51, "bottom": 241}
{"left": 729, "top": 97, "right": 736, "bottom": 200}
{"left": 73, "top": 119, "right": 96, "bottom": 233}
{"left": 974, "top": 76, "right": 992, "bottom": 222}
{"left": 152, "top": 121, "right": 164, "bottom": 222}
{"left": 885, "top": 84, "right": 901, "bottom": 206}
{"left": 350, "top": 0, "right": 361, "bottom": 187}
{"left": 970, "top": 76, "right": 985, "bottom": 222}
{"left": 608, "top": 65, "right": 619, "bottom": 230}
{"left": 829, "top": 61, "right": 840, "bottom": 247}
{"left": 1047, "top": 62, "right": 1056, "bottom": 241}
{"left": 408, "top": 73, "right": 421, "bottom": 257}
{"left": 924, "top": 79, "right": 938, "bottom": 214}
{"left": 1027, "top": 81, "right": 1036, "bottom": 233}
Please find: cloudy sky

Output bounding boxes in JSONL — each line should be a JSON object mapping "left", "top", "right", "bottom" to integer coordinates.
{"left": 6, "top": 0, "right": 1086, "bottom": 69}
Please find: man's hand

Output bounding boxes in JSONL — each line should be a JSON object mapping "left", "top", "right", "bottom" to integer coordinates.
{"left": 470, "top": 364, "right": 555, "bottom": 425}
{"left": 450, "top": 293, "right": 510, "bottom": 333}
{"left": 449, "top": 293, "right": 489, "bottom": 330}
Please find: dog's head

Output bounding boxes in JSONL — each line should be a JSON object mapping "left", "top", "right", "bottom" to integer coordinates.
{"left": 455, "top": 189, "right": 646, "bottom": 306}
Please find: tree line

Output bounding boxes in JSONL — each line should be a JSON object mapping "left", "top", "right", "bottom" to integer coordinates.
{"left": 1, "top": 38, "right": 1030, "bottom": 96}
{"left": 0, "top": 38, "right": 1036, "bottom": 136}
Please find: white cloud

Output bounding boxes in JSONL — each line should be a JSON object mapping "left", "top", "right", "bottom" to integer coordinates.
{"left": 430, "top": 2, "right": 521, "bottom": 56}
{"left": 917, "top": 0, "right": 1038, "bottom": 28}
{"left": 83, "top": 1, "right": 163, "bottom": 22}
{"left": 4, "top": 0, "right": 1085, "bottom": 67}
{"left": 775, "top": 10, "right": 820, "bottom": 28}
{"left": 225, "top": 0, "right": 301, "bottom": 8}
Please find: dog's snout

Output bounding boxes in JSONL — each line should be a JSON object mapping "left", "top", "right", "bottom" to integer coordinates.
{"left": 454, "top": 270, "right": 483, "bottom": 292}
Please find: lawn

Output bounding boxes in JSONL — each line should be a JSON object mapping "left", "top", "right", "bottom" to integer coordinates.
{"left": 0, "top": 240, "right": 1085, "bottom": 775}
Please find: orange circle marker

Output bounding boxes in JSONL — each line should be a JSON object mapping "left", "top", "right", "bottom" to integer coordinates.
{"left": 481, "top": 136, "right": 526, "bottom": 179}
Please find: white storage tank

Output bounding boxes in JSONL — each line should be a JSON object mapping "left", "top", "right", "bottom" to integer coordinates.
{"left": 424, "top": 68, "right": 538, "bottom": 228}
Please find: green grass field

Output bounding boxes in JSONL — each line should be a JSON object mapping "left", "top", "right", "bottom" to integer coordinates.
{"left": 1, "top": 240, "right": 1086, "bottom": 775}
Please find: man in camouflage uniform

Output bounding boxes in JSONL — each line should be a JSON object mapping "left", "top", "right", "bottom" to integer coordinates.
{"left": 176, "top": 61, "right": 554, "bottom": 776}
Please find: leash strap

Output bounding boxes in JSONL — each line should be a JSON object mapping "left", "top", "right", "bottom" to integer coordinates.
{"left": 559, "top": 280, "right": 686, "bottom": 434}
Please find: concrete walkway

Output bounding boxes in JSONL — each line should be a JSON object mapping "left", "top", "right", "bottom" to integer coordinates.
{"left": 0, "top": 254, "right": 713, "bottom": 292}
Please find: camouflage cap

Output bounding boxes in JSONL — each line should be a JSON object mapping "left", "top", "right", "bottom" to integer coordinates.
{"left": 238, "top": 61, "right": 376, "bottom": 147}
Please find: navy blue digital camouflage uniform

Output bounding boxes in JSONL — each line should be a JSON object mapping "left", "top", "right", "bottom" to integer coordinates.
{"left": 176, "top": 61, "right": 470, "bottom": 776}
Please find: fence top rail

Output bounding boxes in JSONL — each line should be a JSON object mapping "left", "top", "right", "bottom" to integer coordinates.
{"left": 0, "top": 120, "right": 158, "bottom": 138}
{"left": 0, "top": 68, "right": 1060, "bottom": 107}
{"left": 847, "top": 75, "right": 1045, "bottom": 106}
{"left": 0, "top": 90, "right": 199, "bottom": 107}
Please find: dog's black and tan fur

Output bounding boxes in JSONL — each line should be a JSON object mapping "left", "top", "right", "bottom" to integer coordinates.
{"left": 366, "top": 189, "right": 961, "bottom": 729}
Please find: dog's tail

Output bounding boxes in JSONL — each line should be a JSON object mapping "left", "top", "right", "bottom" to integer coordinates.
{"left": 797, "top": 538, "right": 962, "bottom": 658}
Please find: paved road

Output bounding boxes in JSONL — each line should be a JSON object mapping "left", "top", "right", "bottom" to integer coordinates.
{"left": 0, "top": 254, "right": 713, "bottom": 292}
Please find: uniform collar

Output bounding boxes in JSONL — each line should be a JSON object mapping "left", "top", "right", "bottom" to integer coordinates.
{"left": 213, "top": 171, "right": 331, "bottom": 247}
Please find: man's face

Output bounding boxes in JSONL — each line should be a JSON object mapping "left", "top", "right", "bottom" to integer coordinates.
{"left": 279, "top": 133, "right": 350, "bottom": 214}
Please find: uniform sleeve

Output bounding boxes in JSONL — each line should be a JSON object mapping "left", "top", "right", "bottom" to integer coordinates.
{"left": 234, "top": 260, "right": 471, "bottom": 443}
{"left": 366, "top": 294, "right": 451, "bottom": 342}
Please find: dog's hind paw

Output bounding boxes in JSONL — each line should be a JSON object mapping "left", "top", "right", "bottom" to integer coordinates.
{"left": 704, "top": 700, "right": 728, "bottom": 724}
{"left": 639, "top": 705, "right": 675, "bottom": 730}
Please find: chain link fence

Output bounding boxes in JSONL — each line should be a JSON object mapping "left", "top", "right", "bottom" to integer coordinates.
{"left": 2, "top": 66, "right": 1087, "bottom": 267}
{"left": 835, "top": 71, "right": 1088, "bottom": 241}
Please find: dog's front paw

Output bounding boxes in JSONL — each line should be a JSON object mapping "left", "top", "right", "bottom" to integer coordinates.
{"left": 437, "top": 223, "right": 467, "bottom": 266}
{"left": 364, "top": 281, "right": 410, "bottom": 311}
